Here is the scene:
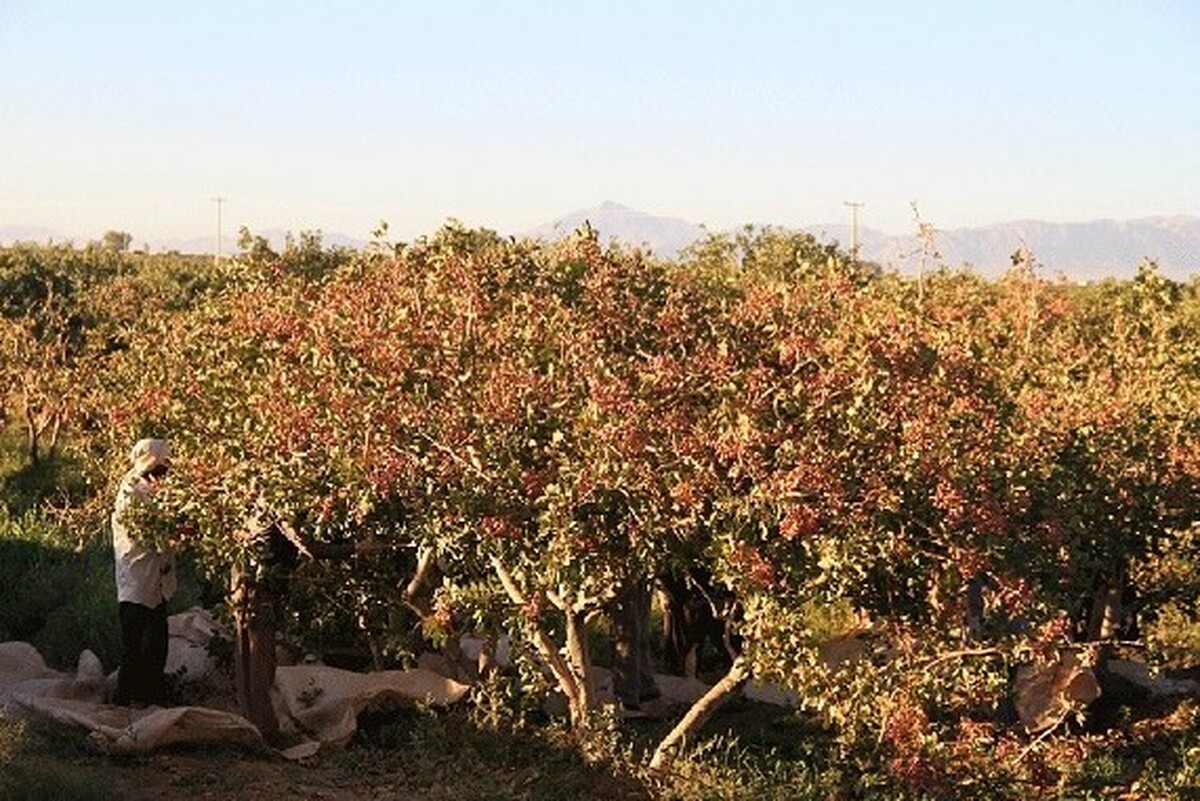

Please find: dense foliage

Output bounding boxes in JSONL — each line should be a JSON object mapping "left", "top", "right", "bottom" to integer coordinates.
{"left": 4, "top": 230, "right": 1200, "bottom": 797}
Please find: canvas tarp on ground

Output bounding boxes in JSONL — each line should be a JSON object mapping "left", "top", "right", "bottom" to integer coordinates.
{"left": 0, "top": 609, "right": 469, "bottom": 756}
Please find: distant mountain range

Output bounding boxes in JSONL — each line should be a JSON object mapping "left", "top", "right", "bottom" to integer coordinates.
{"left": 4, "top": 204, "right": 1197, "bottom": 281}
{"left": 525, "top": 203, "right": 1200, "bottom": 282}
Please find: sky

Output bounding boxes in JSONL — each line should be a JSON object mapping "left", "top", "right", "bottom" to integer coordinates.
{"left": 2, "top": 1, "right": 1198, "bottom": 246}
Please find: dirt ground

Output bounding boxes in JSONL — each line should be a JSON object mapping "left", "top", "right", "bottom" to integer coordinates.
{"left": 23, "top": 746, "right": 603, "bottom": 801}
{"left": 11, "top": 708, "right": 654, "bottom": 801}
{"left": 101, "top": 751, "right": 416, "bottom": 801}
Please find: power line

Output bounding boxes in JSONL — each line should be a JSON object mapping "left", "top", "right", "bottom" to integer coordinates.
{"left": 211, "top": 197, "right": 226, "bottom": 266}
{"left": 843, "top": 201, "right": 865, "bottom": 265}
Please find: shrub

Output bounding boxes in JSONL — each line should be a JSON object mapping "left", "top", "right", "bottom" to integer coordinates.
{"left": 0, "top": 507, "right": 121, "bottom": 669}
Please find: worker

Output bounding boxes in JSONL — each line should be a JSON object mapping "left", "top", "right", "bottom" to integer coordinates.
{"left": 110, "top": 437, "right": 177, "bottom": 706}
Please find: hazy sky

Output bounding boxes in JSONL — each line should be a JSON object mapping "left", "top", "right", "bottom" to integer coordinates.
{"left": 2, "top": 1, "right": 1197, "bottom": 244}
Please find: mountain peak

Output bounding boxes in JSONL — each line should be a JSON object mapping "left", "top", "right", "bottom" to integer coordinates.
{"left": 523, "top": 203, "right": 705, "bottom": 258}
{"left": 595, "top": 200, "right": 635, "bottom": 213}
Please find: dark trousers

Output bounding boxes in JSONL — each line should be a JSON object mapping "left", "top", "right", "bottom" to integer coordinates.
{"left": 115, "top": 601, "right": 169, "bottom": 706}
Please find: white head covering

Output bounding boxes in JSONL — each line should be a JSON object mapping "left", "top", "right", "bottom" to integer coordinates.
{"left": 129, "top": 438, "right": 170, "bottom": 476}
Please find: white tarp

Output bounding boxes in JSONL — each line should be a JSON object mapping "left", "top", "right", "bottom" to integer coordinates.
{"left": 2, "top": 607, "right": 800, "bottom": 755}
{"left": 271, "top": 664, "right": 470, "bottom": 748}
{"left": 12, "top": 696, "right": 266, "bottom": 752}
{"left": 0, "top": 609, "right": 470, "bottom": 756}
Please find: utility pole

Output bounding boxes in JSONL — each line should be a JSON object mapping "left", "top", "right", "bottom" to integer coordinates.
{"left": 212, "top": 196, "right": 226, "bottom": 266}
{"left": 843, "top": 201, "right": 865, "bottom": 265}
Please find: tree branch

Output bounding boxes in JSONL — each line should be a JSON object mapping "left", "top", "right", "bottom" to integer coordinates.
{"left": 921, "top": 647, "right": 1003, "bottom": 671}
{"left": 490, "top": 556, "right": 580, "bottom": 706}
{"left": 490, "top": 554, "right": 528, "bottom": 607}
{"left": 649, "top": 656, "right": 751, "bottom": 772}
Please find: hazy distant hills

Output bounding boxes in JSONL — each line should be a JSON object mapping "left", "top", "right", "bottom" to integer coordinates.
{"left": 868, "top": 216, "right": 1200, "bottom": 281}
{"left": 525, "top": 203, "right": 1200, "bottom": 281}
{"left": 0, "top": 225, "right": 61, "bottom": 244}
{"left": 0, "top": 227, "right": 367, "bottom": 256}
{"left": 4, "top": 205, "right": 1197, "bottom": 281}
{"left": 523, "top": 201, "right": 707, "bottom": 261}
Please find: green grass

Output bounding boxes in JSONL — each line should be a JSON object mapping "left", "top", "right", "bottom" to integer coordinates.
{"left": 0, "top": 505, "right": 122, "bottom": 670}
{"left": 0, "top": 719, "right": 120, "bottom": 801}
{"left": 0, "top": 441, "right": 90, "bottom": 517}
{"left": 340, "top": 705, "right": 652, "bottom": 800}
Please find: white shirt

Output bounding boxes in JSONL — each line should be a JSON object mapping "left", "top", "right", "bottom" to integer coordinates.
{"left": 112, "top": 475, "right": 177, "bottom": 607}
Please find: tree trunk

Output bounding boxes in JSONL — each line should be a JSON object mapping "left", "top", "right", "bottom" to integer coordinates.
{"left": 490, "top": 556, "right": 595, "bottom": 732}
{"left": 563, "top": 607, "right": 594, "bottom": 729}
{"left": 611, "top": 578, "right": 658, "bottom": 705}
{"left": 1088, "top": 584, "right": 1124, "bottom": 640}
{"left": 1087, "top": 567, "right": 1127, "bottom": 641}
{"left": 24, "top": 407, "right": 40, "bottom": 465}
{"left": 403, "top": 546, "right": 442, "bottom": 617}
{"left": 649, "top": 656, "right": 751, "bottom": 772}
{"left": 230, "top": 561, "right": 281, "bottom": 743}
{"left": 47, "top": 407, "right": 63, "bottom": 455}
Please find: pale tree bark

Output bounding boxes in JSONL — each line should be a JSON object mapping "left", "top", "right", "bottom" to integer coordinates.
{"left": 649, "top": 655, "right": 751, "bottom": 772}
{"left": 1087, "top": 566, "right": 1128, "bottom": 641}
{"left": 562, "top": 604, "right": 594, "bottom": 724}
{"left": 48, "top": 409, "right": 63, "bottom": 454}
{"left": 399, "top": 544, "right": 471, "bottom": 671}
{"left": 491, "top": 556, "right": 596, "bottom": 731}
{"left": 403, "top": 546, "right": 442, "bottom": 618}
{"left": 24, "top": 405, "right": 41, "bottom": 465}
